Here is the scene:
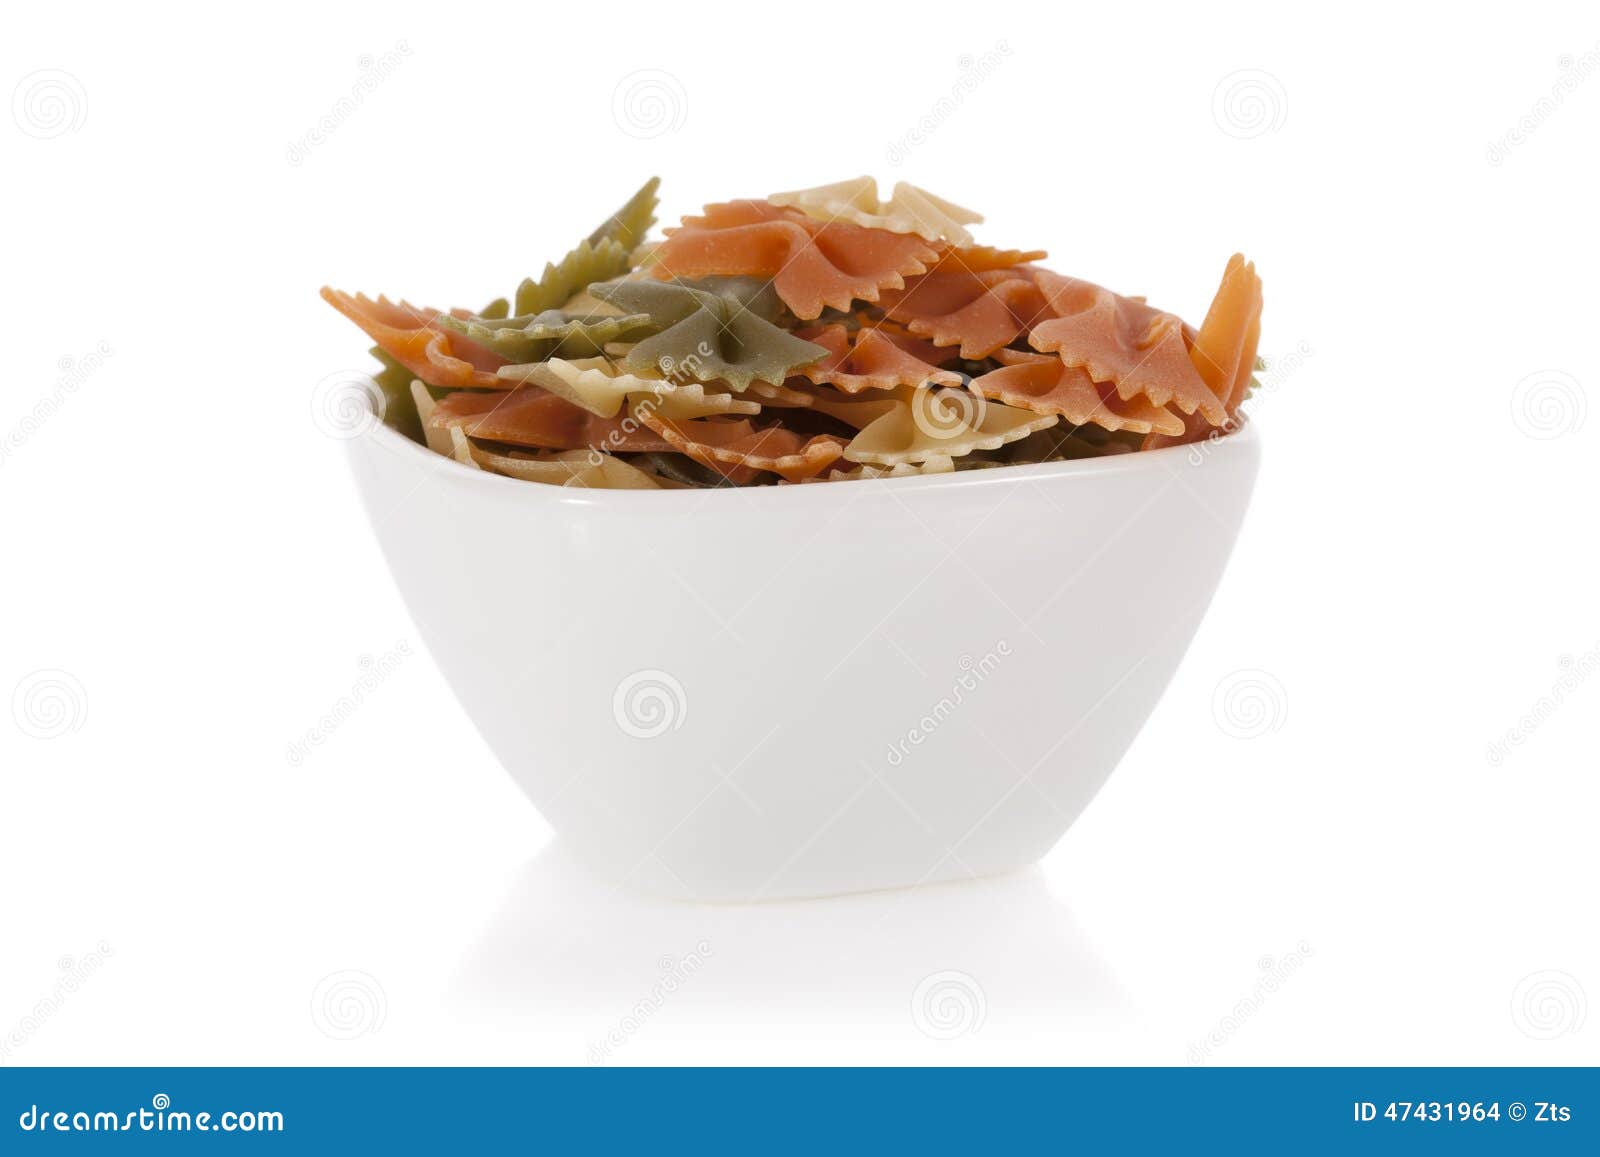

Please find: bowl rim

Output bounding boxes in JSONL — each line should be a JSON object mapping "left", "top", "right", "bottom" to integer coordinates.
{"left": 351, "top": 394, "right": 1259, "bottom": 506}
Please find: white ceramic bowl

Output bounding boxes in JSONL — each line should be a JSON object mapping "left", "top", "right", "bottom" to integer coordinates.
{"left": 345, "top": 409, "right": 1260, "bottom": 900}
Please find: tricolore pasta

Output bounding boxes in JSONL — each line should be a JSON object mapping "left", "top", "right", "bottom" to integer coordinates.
{"left": 322, "top": 177, "right": 1264, "bottom": 488}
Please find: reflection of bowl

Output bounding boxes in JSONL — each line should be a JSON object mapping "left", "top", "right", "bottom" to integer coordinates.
{"left": 345, "top": 408, "right": 1260, "bottom": 901}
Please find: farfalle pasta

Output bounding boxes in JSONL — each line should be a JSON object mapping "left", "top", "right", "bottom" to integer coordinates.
{"left": 1029, "top": 272, "right": 1230, "bottom": 426}
{"left": 498, "top": 358, "right": 761, "bottom": 420}
{"left": 588, "top": 277, "right": 826, "bottom": 389}
{"left": 970, "top": 350, "right": 1186, "bottom": 437}
{"left": 796, "top": 324, "right": 964, "bottom": 394}
{"left": 323, "top": 177, "right": 1265, "bottom": 489}
{"left": 770, "top": 177, "right": 984, "bottom": 247}
{"left": 437, "top": 308, "right": 657, "bottom": 362}
{"left": 838, "top": 386, "right": 1060, "bottom": 467}
{"left": 650, "top": 200, "right": 941, "bottom": 320}
{"left": 877, "top": 267, "right": 1049, "bottom": 359}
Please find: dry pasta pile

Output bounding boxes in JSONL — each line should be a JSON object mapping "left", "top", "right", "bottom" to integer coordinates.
{"left": 322, "top": 178, "right": 1264, "bottom": 488}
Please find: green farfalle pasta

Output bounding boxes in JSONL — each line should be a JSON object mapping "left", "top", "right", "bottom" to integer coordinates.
{"left": 588, "top": 176, "right": 660, "bottom": 252}
{"left": 513, "top": 238, "right": 632, "bottom": 317}
{"left": 511, "top": 178, "right": 661, "bottom": 315}
{"left": 436, "top": 308, "right": 658, "bottom": 362}
{"left": 369, "top": 347, "right": 424, "bottom": 444}
{"left": 590, "top": 278, "right": 825, "bottom": 390}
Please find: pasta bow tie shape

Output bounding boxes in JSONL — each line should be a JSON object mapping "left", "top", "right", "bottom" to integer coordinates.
{"left": 322, "top": 176, "right": 1263, "bottom": 488}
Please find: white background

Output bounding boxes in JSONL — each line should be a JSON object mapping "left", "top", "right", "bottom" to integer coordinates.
{"left": 2, "top": 0, "right": 1596, "bottom": 1066}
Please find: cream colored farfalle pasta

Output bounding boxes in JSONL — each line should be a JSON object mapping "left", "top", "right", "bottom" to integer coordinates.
{"left": 836, "top": 385, "right": 1059, "bottom": 467}
{"left": 409, "top": 381, "right": 453, "bottom": 457}
{"left": 445, "top": 428, "right": 671, "bottom": 489}
{"left": 461, "top": 445, "right": 666, "bottom": 489}
{"left": 770, "top": 177, "right": 984, "bottom": 247}
{"left": 805, "top": 456, "right": 957, "bottom": 484}
{"left": 497, "top": 358, "right": 760, "bottom": 420}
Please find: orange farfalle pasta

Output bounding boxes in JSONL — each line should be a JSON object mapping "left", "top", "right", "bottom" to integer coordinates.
{"left": 1189, "top": 253, "right": 1263, "bottom": 416}
{"left": 743, "top": 380, "right": 822, "bottom": 408}
{"left": 795, "top": 324, "right": 964, "bottom": 394}
{"left": 635, "top": 408, "right": 848, "bottom": 483}
{"left": 649, "top": 200, "right": 940, "bottom": 320}
{"left": 971, "top": 350, "right": 1185, "bottom": 437}
{"left": 321, "top": 289, "right": 509, "bottom": 390}
{"left": 1028, "top": 272, "right": 1228, "bottom": 427}
{"left": 932, "top": 245, "right": 1047, "bottom": 273}
{"left": 877, "top": 267, "right": 1049, "bottom": 359}
{"left": 429, "top": 387, "right": 673, "bottom": 454}
{"left": 1143, "top": 254, "right": 1264, "bottom": 449}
